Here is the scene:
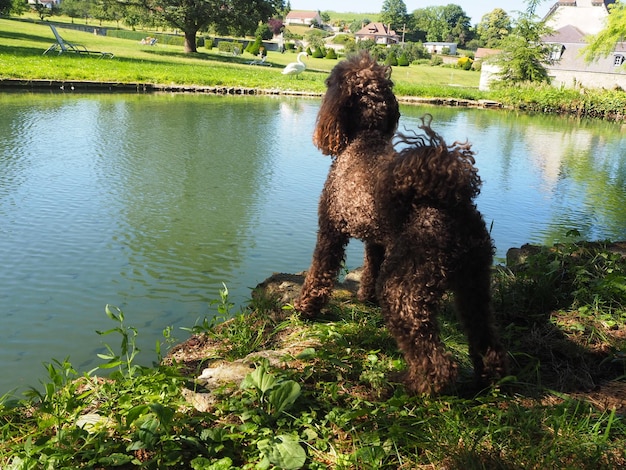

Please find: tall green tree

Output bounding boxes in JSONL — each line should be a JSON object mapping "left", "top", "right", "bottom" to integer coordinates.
{"left": 492, "top": 6, "right": 553, "bottom": 84}
{"left": 583, "top": 1, "right": 626, "bottom": 64}
{"left": 476, "top": 8, "right": 512, "bottom": 48}
{"left": 413, "top": 4, "right": 472, "bottom": 46}
{"left": 142, "top": 0, "right": 283, "bottom": 53}
{"left": 380, "top": 0, "right": 408, "bottom": 31}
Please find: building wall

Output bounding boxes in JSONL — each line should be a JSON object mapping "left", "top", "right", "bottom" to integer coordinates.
{"left": 549, "top": 69, "right": 626, "bottom": 89}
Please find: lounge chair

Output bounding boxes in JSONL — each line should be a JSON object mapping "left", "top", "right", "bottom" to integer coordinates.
{"left": 249, "top": 54, "right": 272, "bottom": 66}
{"left": 43, "top": 24, "right": 114, "bottom": 58}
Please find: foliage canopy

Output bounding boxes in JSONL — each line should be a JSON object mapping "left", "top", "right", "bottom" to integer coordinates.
{"left": 141, "top": 0, "right": 283, "bottom": 53}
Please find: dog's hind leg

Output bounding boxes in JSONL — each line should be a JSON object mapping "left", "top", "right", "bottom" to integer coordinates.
{"left": 377, "top": 247, "right": 458, "bottom": 395}
{"left": 451, "top": 227, "right": 508, "bottom": 388}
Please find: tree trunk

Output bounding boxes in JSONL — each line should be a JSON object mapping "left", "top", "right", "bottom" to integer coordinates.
{"left": 184, "top": 30, "right": 197, "bottom": 53}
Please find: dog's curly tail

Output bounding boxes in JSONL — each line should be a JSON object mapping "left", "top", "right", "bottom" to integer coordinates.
{"left": 391, "top": 114, "right": 482, "bottom": 205}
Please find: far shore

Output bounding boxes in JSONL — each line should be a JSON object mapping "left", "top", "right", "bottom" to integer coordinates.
{"left": 0, "top": 78, "right": 506, "bottom": 111}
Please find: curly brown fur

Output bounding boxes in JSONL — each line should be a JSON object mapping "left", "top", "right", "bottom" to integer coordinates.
{"left": 294, "top": 51, "right": 507, "bottom": 395}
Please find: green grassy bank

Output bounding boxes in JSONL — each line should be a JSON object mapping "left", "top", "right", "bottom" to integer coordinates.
{"left": 1, "top": 241, "right": 625, "bottom": 468}
{"left": 2, "top": 17, "right": 626, "bottom": 119}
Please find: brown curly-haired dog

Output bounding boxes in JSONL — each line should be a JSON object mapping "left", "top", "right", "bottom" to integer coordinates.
{"left": 294, "top": 51, "right": 507, "bottom": 395}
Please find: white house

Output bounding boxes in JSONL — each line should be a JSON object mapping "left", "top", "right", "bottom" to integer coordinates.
{"left": 27, "top": 0, "right": 59, "bottom": 7}
{"left": 285, "top": 10, "right": 322, "bottom": 26}
{"left": 423, "top": 42, "right": 457, "bottom": 55}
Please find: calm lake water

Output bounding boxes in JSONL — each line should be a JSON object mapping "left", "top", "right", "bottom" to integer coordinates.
{"left": 1, "top": 92, "right": 625, "bottom": 394}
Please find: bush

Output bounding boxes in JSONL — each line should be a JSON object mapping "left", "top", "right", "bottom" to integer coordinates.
{"left": 385, "top": 52, "right": 398, "bottom": 66}
{"left": 107, "top": 30, "right": 185, "bottom": 47}
{"left": 457, "top": 56, "right": 473, "bottom": 70}
{"left": 430, "top": 55, "right": 443, "bottom": 66}
{"left": 204, "top": 38, "right": 214, "bottom": 49}
{"left": 255, "top": 24, "right": 273, "bottom": 41}
{"left": 246, "top": 36, "right": 263, "bottom": 56}
{"left": 218, "top": 41, "right": 244, "bottom": 55}
{"left": 332, "top": 34, "right": 352, "bottom": 45}
{"left": 312, "top": 46, "right": 325, "bottom": 58}
{"left": 325, "top": 48, "right": 337, "bottom": 59}
{"left": 397, "top": 52, "right": 409, "bottom": 66}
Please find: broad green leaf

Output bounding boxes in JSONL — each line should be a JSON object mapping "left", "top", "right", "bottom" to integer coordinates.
{"left": 269, "top": 380, "right": 301, "bottom": 415}
{"left": 257, "top": 434, "right": 306, "bottom": 470}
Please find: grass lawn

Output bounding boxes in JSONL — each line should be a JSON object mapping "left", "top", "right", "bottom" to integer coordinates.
{"left": 0, "top": 17, "right": 481, "bottom": 96}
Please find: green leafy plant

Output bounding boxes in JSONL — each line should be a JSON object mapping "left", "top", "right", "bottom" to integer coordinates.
{"left": 240, "top": 360, "right": 302, "bottom": 419}
{"left": 95, "top": 304, "right": 141, "bottom": 379}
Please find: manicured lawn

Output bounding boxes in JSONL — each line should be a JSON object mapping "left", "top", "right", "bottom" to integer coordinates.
{"left": 0, "top": 17, "right": 480, "bottom": 95}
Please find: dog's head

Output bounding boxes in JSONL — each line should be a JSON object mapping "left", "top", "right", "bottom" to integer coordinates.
{"left": 313, "top": 51, "right": 400, "bottom": 156}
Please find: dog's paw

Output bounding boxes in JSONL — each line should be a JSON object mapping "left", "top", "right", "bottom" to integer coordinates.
{"left": 292, "top": 299, "right": 319, "bottom": 320}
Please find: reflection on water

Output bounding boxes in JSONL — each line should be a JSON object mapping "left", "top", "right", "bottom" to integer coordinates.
{"left": 0, "top": 92, "right": 625, "bottom": 393}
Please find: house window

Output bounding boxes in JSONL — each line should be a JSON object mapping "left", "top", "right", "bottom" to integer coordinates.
{"left": 614, "top": 55, "right": 625, "bottom": 66}
{"left": 549, "top": 44, "right": 564, "bottom": 61}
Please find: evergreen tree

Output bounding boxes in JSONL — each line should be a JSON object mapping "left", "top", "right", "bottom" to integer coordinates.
{"left": 397, "top": 51, "right": 409, "bottom": 66}
{"left": 385, "top": 51, "right": 398, "bottom": 66}
{"left": 492, "top": 8, "right": 553, "bottom": 84}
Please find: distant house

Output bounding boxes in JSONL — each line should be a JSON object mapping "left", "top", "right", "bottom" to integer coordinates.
{"left": 354, "top": 23, "right": 399, "bottom": 45}
{"left": 543, "top": 24, "right": 626, "bottom": 89}
{"left": 480, "top": 0, "right": 626, "bottom": 90}
{"left": 27, "top": 0, "right": 59, "bottom": 7}
{"left": 285, "top": 10, "right": 322, "bottom": 26}
{"left": 423, "top": 42, "right": 457, "bottom": 55}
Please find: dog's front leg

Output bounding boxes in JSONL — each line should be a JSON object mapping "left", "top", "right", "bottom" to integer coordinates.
{"left": 295, "top": 226, "right": 348, "bottom": 318}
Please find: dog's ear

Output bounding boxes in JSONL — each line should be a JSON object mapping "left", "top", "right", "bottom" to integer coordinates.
{"left": 313, "top": 78, "right": 350, "bottom": 155}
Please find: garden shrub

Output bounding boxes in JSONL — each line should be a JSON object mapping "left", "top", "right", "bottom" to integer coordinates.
{"left": 385, "top": 52, "right": 398, "bottom": 66}
{"left": 332, "top": 34, "right": 351, "bottom": 44}
{"left": 255, "top": 24, "right": 273, "bottom": 41}
{"left": 246, "top": 36, "right": 263, "bottom": 56}
{"left": 325, "top": 48, "right": 337, "bottom": 59}
{"left": 430, "top": 55, "right": 443, "bottom": 66}
{"left": 457, "top": 56, "right": 473, "bottom": 70}
{"left": 312, "top": 46, "right": 325, "bottom": 58}
{"left": 397, "top": 52, "right": 409, "bottom": 66}
{"left": 107, "top": 30, "right": 185, "bottom": 47}
{"left": 204, "top": 38, "right": 214, "bottom": 49}
{"left": 218, "top": 41, "right": 244, "bottom": 55}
